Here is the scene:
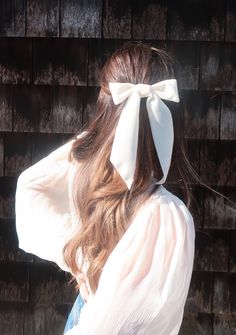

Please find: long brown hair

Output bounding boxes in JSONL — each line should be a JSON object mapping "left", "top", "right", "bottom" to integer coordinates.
{"left": 63, "top": 41, "right": 235, "bottom": 295}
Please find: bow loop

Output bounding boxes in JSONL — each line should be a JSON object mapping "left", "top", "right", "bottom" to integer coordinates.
{"left": 108, "top": 79, "right": 179, "bottom": 189}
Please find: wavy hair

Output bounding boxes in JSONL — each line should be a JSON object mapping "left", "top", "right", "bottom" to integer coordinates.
{"left": 63, "top": 41, "right": 235, "bottom": 295}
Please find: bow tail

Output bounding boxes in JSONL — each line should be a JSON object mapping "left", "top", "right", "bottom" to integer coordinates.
{"left": 110, "top": 92, "right": 141, "bottom": 189}
{"left": 146, "top": 94, "right": 174, "bottom": 184}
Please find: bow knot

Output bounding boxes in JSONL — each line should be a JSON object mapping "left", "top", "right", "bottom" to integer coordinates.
{"left": 108, "top": 79, "right": 179, "bottom": 189}
{"left": 134, "top": 84, "right": 152, "bottom": 97}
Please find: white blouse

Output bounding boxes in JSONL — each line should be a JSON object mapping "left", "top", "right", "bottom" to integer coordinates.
{"left": 15, "top": 134, "right": 195, "bottom": 335}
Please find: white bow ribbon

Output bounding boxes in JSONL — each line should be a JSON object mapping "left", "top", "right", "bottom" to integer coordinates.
{"left": 109, "top": 79, "right": 180, "bottom": 189}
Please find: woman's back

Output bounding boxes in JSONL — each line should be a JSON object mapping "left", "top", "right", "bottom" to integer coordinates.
{"left": 15, "top": 42, "right": 196, "bottom": 334}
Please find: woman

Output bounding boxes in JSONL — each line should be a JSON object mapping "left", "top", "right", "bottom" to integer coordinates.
{"left": 15, "top": 42, "right": 196, "bottom": 334}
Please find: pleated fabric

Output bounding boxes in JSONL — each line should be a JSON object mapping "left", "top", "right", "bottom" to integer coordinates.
{"left": 15, "top": 134, "right": 195, "bottom": 335}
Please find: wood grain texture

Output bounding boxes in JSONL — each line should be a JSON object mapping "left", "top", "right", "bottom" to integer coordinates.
{"left": 26, "top": 0, "right": 59, "bottom": 37}
{"left": 12, "top": 85, "right": 52, "bottom": 133}
{"left": 0, "top": 38, "right": 31, "bottom": 84}
{"left": 0, "top": 304, "right": 24, "bottom": 335}
{"left": 30, "top": 133, "right": 65, "bottom": 165}
{"left": 0, "top": 0, "right": 25, "bottom": 37}
{"left": 132, "top": 0, "right": 167, "bottom": 40}
{"left": 221, "top": 92, "right": 236, "bottom": 140}
{"left": 0, "top": 137, "right": 3, "bottom": 176}
{"left": 103, "top": 0, "right": 132, "bottom": 39}
{"left": 226, "top": 0, "right": 236, "bottom": 42}
{"left": 33, "top": 39, "right": 88, "bottom": 86}
{"left": 29, "top": 263, "right": 76, "bottom": 305}
{"left": 52, "top": 86, "right": 83, "bottom": 133}
{"left": 61, "top": 0, "right": 102, "bottom": 38}
{"left": 4, "top": 133, "right": 31, "bottom": 177}
{"left": 167, "top": 41, "right": 199, "bottom": 89}
{"left": 0, "top": 85, "right": 13, "bottom": 131}
{"left": 230, "top": 231, "right": 236, "bottom": 273}
{"left": 24, "top": 304, "right": 68, "bottom": 335}
{"left": 203, "top": 188, "right": 236, "bottom": 229}
{"left": 167, "top": 0, "right": 225, "bottom": 41}
{"left": 0, "top": 263, "right": 29, "bottom": 302}
{"left": 179, "top": 313, "right": 213, "bottom": 335}
{"left": 188, "top": 186, "right": 204, "bottom": 230}
{"left": 0, "top": 218, "right": 33, "bottom": 262}
{"left": 82, "top": 87, "right": 100, "bottom": 126}
{"left": 194, "top": 230, "right": 229, "bottom": 272}
{"left": 200, "top": 42, "right": 236, "bottom": 90}
{"left": 213, "top": 273, "right": 236, "bottom": 313}
{"left": 200, "top": 142, "right": 236, "bottom": 187}
{"left": 185, "top": 272, "right": 213, "bottom": 313}
{"left": 168, "top": 139, "right": 200, "bottom": 185}
{"left": 182, "top": 90, "right": 220, "bottom": 139}
{"left": 0, "top": 177, "right": 18, "bottom": 219}
{"left": 213, "top": 314, "right": 236, "bottom": 335}
{"left": 88, "top": 39, "right": 124, "bottom": 86}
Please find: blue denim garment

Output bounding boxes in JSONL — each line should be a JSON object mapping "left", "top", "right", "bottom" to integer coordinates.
{"left": 64, "top": 293, "right": 86, "bottom": 334}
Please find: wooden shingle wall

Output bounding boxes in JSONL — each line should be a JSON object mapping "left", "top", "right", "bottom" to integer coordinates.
{"left": 0, "top": 0, "right": 235, "bottom": 334}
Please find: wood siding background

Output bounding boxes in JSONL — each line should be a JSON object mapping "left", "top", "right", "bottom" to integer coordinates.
{"left": 0, "top": 0, "right": 235, "bottom": 334}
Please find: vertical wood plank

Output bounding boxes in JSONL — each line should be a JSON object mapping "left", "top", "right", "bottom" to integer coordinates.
{"left": 0, "top": 0, "right": 26, "bottom": 37}
{"left": 0, "top": 177, "right": 16, "bottom": 219}
{"left": 61, "top": 0, "right": 102, "bottom": 38}
{"left": 4, "top": 133, "right": 31, "bottom": 177}
{"left": 213, "top": 314, "right": 236, "bottom": 335}
{"left": 88, "top": 39, "right": 124, "bottom": 86}
{"left": 26, "top": 0, "right": 59, "bottom": 37}
{"left": 167, "top": 0, "right": 225, "bottom": 41}
{"left": 226, "top": 0, "right": 236, "bottom": 42}
{"left": 213, "top": 273, "right": 236, "bottom": 313}
{"left": 0, "top": 85, "right": 12, "bottom": 131}
{"left": 30, "top": 133, "right": 65, "bottom": 165}
{"left": 0, "top": 304, "right": 24, "bottom": 335}
{"left": 203, "top": 188, "right": 236, "bottom": 229}
{"left": 194, "top": 230, "right": 229, "bottom": 272}
{"left": 24, "top": 304, "right": 68, "bottom": 335}
{"left": 230, "top": 231, "right": 236, "bottom": 272}
{"left": 167, "top": 41, "right": 200, "bottom": 89}
{"left": 12, "top": 85, "right": 52, "bottom": 133}
{"left": 0, "top": 137, "right": 3, "bottom": 176}
{"left": 132, "top": 0, "right": 167, "bottom": 40}
{"left": 200, "top": 142, "right": 236, "bottom": 187}
{"left": 29, "top": 263, "right": 76, "bottom": 305}
{"left": 0, "top": 263, "right": 29, "bottom": 302}
{"left": 103, "top": 0, "right": 132, "bottom": 39}
{"left": 0, "top": 38, "right": 31, "bottom": 84}
{"left": 82, "top": 87, "right": 100, "bottom": 126}
{"left": 33, "top": 39, "right": 88, "bottom": 86}
{"left": 200, "top": 43, "right": 236, "bottom": 90}
{"left": 179, "top": 313, "right": 213, "bottom": 335}
{"left": 52, "top": 86, "right": 83, "bottom": 133}
{"left": 0, "top": 218, "right": 33, "bottom": 262}
{"left": 185, "top": 272, "right": 213, "bottom": 313}
{"left": 182, "top": 90, "right": 220, "bottom": 139}
{"left": 189, "top": 186, "right": 204, "bottom": 230}
{"left": 220, "top": 92, "right": 236, "bottom": 140}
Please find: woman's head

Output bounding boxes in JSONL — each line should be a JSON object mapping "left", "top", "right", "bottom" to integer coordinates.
{"left": 76, "top": 42, "right": 178, "bottom": 191}
{"left": 63, "top": 42, "right": 184, "bottom": 294}
{"left": 99, "top": 42, "right": 174, "bottom": 90}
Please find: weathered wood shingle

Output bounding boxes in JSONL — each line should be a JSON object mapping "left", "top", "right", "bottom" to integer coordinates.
{"left": 61, "top": 0, "right": 102, "bottom": 38}
{"left": 26, "top": 0, "right": 59, "bottom": 37}
{"left": 0, "top": 0, "right": 26, "bottom": 37}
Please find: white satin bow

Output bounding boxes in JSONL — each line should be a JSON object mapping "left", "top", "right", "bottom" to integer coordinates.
{"left": 109, "top": 79, "right": 180, "bottom": 189}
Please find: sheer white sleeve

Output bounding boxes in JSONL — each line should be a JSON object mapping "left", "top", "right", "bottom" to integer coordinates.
{"left": 15, "top": 136, "right": 80, "bottom": 272}
{"left": 65, "top": 189, "right": 195, "bottom": 335}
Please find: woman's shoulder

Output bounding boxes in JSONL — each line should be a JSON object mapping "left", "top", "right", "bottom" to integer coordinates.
{"left": 136, "top": 184, "right": 195, "bottom": 234}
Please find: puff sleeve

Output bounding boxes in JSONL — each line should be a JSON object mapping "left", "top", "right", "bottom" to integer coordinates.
{"left": 15, "top": 135, "right": 79, "bottom": 272}
{"left": 65, "top": 189, "right": 195, "bottom": 335}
